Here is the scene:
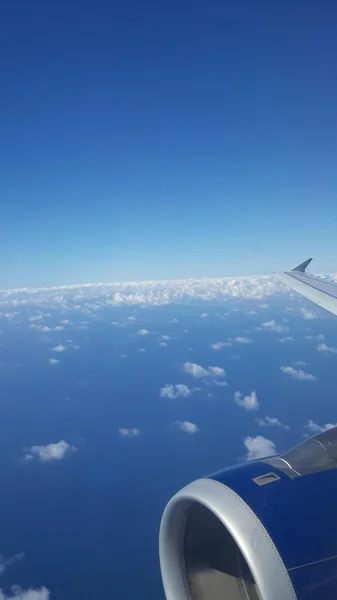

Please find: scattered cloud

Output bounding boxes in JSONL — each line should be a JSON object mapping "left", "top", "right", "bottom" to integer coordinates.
{"left": 161, "top": 335, "right": 172, "bottom": 340}
{"left": 244, "top": 436, "right": 276, "bottom": 460}
{"left": 261, "top": 320, "right": 289, "bottom": 333}
{"left": 137, "top": 329, "right": 150, "bottom": 336}
{"left": 305, "top": 334, "right": 324, "bottom": 340}
{"left": 260, "top": 304, "right": 268, "bottom": 309}
{"left": 183, "top": 362, "right": 225, "bottom": 378}
{"left": 211, "top": 341, "right": 232, "bottom": 350}
{"left": 28, "top": 315, "right": 43, "bottom": 322}
{"left": 30, "top": 325, "right": 64, "bottom": 332}
{"left": 60, "top": 319, "right": 71, "bottom": 324}
{"left": 305, "top": 419, "right": 337, "bottom": 435}
{"left": 159, "top": 342, "right": 167, "bottom": 347}
{"left": 234, "top": 337, "right": 253, "bottom": 344}
{"left": 51, "top": 344, "right": 66, "bottom": 353}
{"left": 118, "top": 428, "right": 141, "bottom": 437}
{"left": 257, "top": 416, "right": 289, "bottom": 430}
{"left": 0, "top": 587, "right": 50, "bottom": 599}
{"left": 200, "top": 313, "right": 208, "bottom": 318}
{"left": 234, "top": 390, "right": 259, "bottom": 411}
{"left": 280, "top": 336, "right": 294, "bottom": 343}
{"left": 138, "top": 348, "right": 147, "bottom": 353}
{"left": 24, "top": 440, "right": 77, "bottom": 462}
{"left": 126, "top": 316, "right": 136, "bottom": 321}
{"left": 176, "top": 421, "right": 199, "bottom": 434}
{"left": 294, "top": 360, "right": 307, "bottom": 366}
{"left": 0, "top": 554, "right": 24, "bottom": 577}
{"left": 48, "top": 358, "right": 59, "bottom": 365}
{"left": 300, "top": 308, "right": 318, "bottom": 320}
{"left": 160, "top": 384, "right": 197, "bottom": 399}
{"left": 280, "top": 366, "right": 317, "bottom": 381}
{"left": 317, "top": 343, "right": 337, "bottom": 354}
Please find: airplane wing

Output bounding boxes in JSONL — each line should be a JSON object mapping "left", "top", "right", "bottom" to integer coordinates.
{"left": 273, "top": 258, "right": 337, "bottom": 317}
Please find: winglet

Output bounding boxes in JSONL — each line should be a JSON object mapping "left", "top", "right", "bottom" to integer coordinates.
{"left": 291, "top": 258, "right": 313, "bottom": 273}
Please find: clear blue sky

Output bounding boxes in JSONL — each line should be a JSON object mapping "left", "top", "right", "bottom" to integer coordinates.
{"left": 2, "top": 0, "right": 337, "bottom": 288}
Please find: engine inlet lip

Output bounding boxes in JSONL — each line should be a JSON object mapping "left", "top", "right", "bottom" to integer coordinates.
{"left": 159, "top": 478, "right": 297, "bottom": 600}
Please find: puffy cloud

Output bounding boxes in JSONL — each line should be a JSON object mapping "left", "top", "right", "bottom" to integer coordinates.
{"left": 211, "top": 341, "right": 232, "bottom": 351}
{"left": 160, "top": 384, "right": 196, "bottom": 399}
{"left": 305, "top": 420, "right": 337, "bottom": 434}
{"left": 234, "top": 390, "right": 259, "bottom": 411}
{"left": 257, "top": 416, "right": 289, "bottom": 430}
{"left": 25, "top": 440, "right": 77, "bottom": 462}
{"left": 48, "top": 358, "right": 59, "bottom": 365}
{"left": 0, "top": 587, "right": 50, "bottom": 600}
{"left": 1, "top": 274, "right": 287, "bottom": 310}
{"left": 244, "top": 436, "right": 276, "bottom": 460}
{"left": 234, "top": 337, "right": 253, "bottom": 344}
{"left": 300, "top": 308, "right": 318, "bottom": 320}
{"left": 261, "top": 320, "right": 289, "bottom": 333}
{"left": 31, "top": 325, "right": 64, "bottom": 332}
{"left": 280, "top": 366, "right": 317, "bottom": 381}
{"left": 51, "top": 344, "right": 66, "bottom": 353}
{"left": 305, "top": 334, "right": 324, "bottom": 340}
{"left": 317, "top": 343, "right": 337, "bottom": 354}
{"left": 183, "top": 362, "right": 225, "bottom": 378}
{"left": 176, "top": 421, "right": 199, "bottom": 434}
{"left": 118, "top": 428, "right": 141, "bottom": 437}
{"left": 126, "top": 316, "right": 136, "bottom": 321}
{"left": 137, "top": 329, "right": 150, "bottom": 336}
{"left": 200, "top": 313, "right": 208, "bottom": 318}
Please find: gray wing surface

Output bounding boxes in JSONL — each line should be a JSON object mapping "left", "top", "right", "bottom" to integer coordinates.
{"left": 273, "top": 258, "right": 337, "bottom": 317}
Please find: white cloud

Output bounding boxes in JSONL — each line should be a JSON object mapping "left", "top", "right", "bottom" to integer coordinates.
{"left": 244, "top": 436, "right": 276, "bottom": 460}
{"left": 261, "top": 320, "right": 289, "bottom": 333}
{"left": 118, "top": 428, "right": 141, "bottom": 437}
{"left": 0, "top": 587, "right": 50, "bottom": 600}
{"left": 280, "top": 366, "right": 317, "bottom": 381}
{"left": 200, "top": 313, "right": 208, "bottom": 318}
{"left": 138, "top": 348, "right": 147, "bottom": 353}
{"left": 176, "top": 421, "right": 199, "bottom": 434}
{"left": 280, "top": 336, "right": 294, "bottom": 343}
{"left": 300, "top": 308, "right": 318, "bottom": 320}
{"left": 51, "top": 344, "right": 66, "bottom": 353}
{"left": 30, "top": 325, "right": 64, "bottom": 332}
{"left": 25, "top": 440, "right": 77, "bottom": 462}
{"left": 137, "top": 329, "right": 150, "bottom": 336}
{"left": 126, "top": 316, "right": 136, "bottom": 321}
{"left": 0, "top": 554, "right": 24, "bottom": 577}
{"left": 160, "top": 384, "right": 196, "bottom": 399}
{"left": 234, "top": 390, "right": 259, "bottom": 411}
{"left": 305, "top": 419, "right": 337, "bottom": 434}
{"left": 234, "top": 337, "right": 253, "bottom": 344}
{"left": 28, "top": 315, "right": 43, "bottom": 322}
{"left": 60, "top": 319, "right": 71, "bottom": 324}
{"left": 183, "top": 362, "right": 225, "bottom": 378}
{"left": 211, "top": 341, "right": 232, "bottom": 350}
{"left": 317, "top": 343, "right": 337, "bottom": 354}
{"left": 48, "top": 358, "right": 59, "bottom": 365}
{"left": 294, "top": 360, "right": 307, "bottom": 366}
{"left": 305, "top": 334, "right": 324, "bottom": 340}
{"left": 159, "top": 342, "right": 167, "bottom": 347}
{"left": 257, "top": 416, "right": 289, "bottom": 429}
{"left": 161, "top": 335, "right": 172, "bottom": 340}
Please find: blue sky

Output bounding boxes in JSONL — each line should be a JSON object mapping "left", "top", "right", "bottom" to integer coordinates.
{"left": 2, "top": 0, "right": 337, "bottom": 288}
{"left": 0, "top": 279, "right": 337, "bottom": 599}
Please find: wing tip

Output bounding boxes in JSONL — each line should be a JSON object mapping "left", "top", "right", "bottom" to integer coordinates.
{"left": 291, "top": 258, "right": 313, "bottom": 273}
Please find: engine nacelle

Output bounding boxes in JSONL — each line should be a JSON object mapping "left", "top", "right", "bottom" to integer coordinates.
{"left": 159, "top": 428, "right": 337, "bottom": 600}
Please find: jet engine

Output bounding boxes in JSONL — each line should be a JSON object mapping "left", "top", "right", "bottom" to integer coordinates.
{"left": 159, "top": 427, "right": 337, "bottom": 600}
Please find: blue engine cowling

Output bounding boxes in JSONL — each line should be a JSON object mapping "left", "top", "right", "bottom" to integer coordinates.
{"left": 159, "top": 427, "right": 337, "bottom": 600}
